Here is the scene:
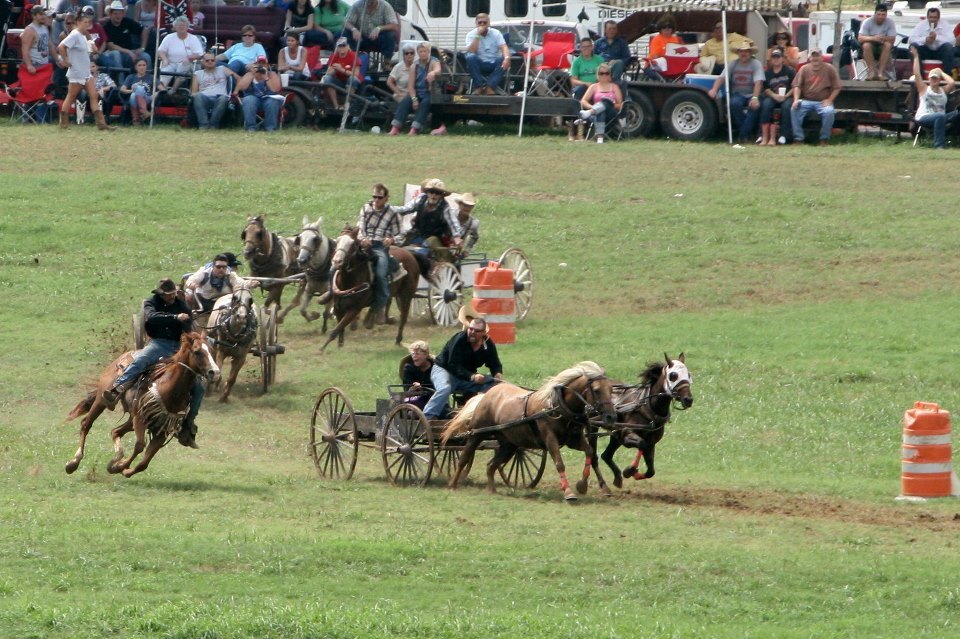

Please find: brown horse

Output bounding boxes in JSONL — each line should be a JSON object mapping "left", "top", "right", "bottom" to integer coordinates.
{"left": 278, "top": 215, "right": 335, "bottom": 330}
{"left": 589, "top": 353, "right": 694, "bottom": 494}
{"left": 240, "top": 214, "right": 300, "bottom": 309}
{"left": 64, "top": 332, "right": 220, "bottom": 477}
{"left": 205, "top": 288, "right": 258, "bottom": 402}
{"left": 320, "top": 227, "right": 420, "bottom": 350}
{"left": 442, "top": 361, "right": 616, "bottom": 502}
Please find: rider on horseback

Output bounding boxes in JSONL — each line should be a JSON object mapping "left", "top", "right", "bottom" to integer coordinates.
{"left": 357, "top": 183, "right": 406, "bottom": 326}
{"left": 184, "top": 253, "right": 260, "bottom": 313}
{"left": 102, "top": 278, "right": 206, "bottom": 449}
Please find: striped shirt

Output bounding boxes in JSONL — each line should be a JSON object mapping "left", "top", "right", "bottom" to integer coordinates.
{"left": 357, "top": 202, "right": 404, "bottom": 243}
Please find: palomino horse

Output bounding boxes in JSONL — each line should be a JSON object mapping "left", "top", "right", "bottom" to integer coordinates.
{"left": 442, "top": 361, "right": 616, "bottom": 502}
{"left": 205, "top": 288, "right": 258, "bottom": 402}
{"left": 589, "top": 353, "right": 693, "bottom": 494}
{"left": 65, "top": 332, "right": 220, "bottom": 477}
{"left": 240, "top": 214, "right": 300, "bottom": 309}
{"left": 278, "top": 215, "right": 335, "bottom": 330}
{"left": 320, "top": 227, "right": 420, "bottom": 350}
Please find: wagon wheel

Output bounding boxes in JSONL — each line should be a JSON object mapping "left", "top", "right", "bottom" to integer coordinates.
{"left": 381, "top": 403, "right": 434, "bottom": 487}
{"left": 258, "top": 305, "right": 278, "bottom": 392}
{"left": 309, "top": 387, "right": 359, "bottom": 480}
{"left": 499, "top": 447, "right": 547, "bottom": 489}
{"left": 497, "top": 248, "right": 533, "bottom": 321}
{"left": 132, "top": 312, "right": 145, "bottom": 349}
{"left": 434, "top": 445, "right": 473, "bottom": 480}
{"left": 427, "top": 262, "right": 464, "bottom": 326}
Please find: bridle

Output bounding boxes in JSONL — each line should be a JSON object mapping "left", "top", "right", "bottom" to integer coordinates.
{"left": 555, "top": 373, "right": 614, "bottom": 424}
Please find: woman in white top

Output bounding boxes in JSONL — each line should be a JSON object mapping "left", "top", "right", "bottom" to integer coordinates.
{"left": 157, "top": 15, "right": 204, "bottom": 91}
{"left": 133, "top": 0, "right": 158, "bottom": 31}
{"left": 57, "top": 9, "right": 115, "bottom": 130}
{"left": 912, "top": 48, "right": 958, "bottom": 149}
{"left": 277, "top": 33, "right": 311, "bottom": 80}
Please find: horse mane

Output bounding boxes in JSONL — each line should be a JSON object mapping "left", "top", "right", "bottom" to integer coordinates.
{"left": 640, "top": 362, "right": 664, "bottom": 386}
{"left": 530, "top": 361, "right": 605, "bottom": 405}
{"left": 440, "top": 394, "right": 485, "bottom": 445}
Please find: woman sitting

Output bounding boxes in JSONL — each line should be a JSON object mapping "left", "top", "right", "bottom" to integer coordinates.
{"left": 911, "top": 49, "right": 958, "bottom": 149}
{"left": 120, "top": 58, "right": 161, "bottom": 125}
{"left": 766, "top": 31, "right": 799, "bottom": 69}
{"left": 575, "top": 62, "right": 623, "bottom": 144}
{"left": 401, "top": 340, "right": 435, "bottom": 411}
{"left": 644, "top": 18, "right": 681, "bottom": 81}
{"left": 278, "top": 33, "right": 311, "bottom": 80}
{"left": 389, "top": 42, "right": 440, "bottom": 136}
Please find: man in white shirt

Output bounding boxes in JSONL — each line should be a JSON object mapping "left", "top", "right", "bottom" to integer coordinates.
{"left": 909, "top": 7, "right": 955, "bottom": 76}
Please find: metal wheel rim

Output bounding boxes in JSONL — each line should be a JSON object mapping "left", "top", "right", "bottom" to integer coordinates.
{"left": 497, "top": 248, "right": 533, "bottom": 321}
{"left": 671, "top": 104, "right": 703, "bottom": 135}
{"left": 381, "top": 404, "right": 434, "bottom": 487}
{"left": 309, "top": 387, "right": 359, "bottom": 480}
{"left": 499, "top": 447, "right": 547, "bottom": 488}
{"left": 427, "top": 262, "right": 463, "bottom": 327}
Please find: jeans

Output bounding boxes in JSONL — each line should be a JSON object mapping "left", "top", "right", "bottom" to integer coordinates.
{"left": 584, "top": 98, "right": 617, "bottom": 136}
{"left": 193, "top": 93, "right": 229, "bottom": 128}
{"left": 465, "top": 54, "right": 505, "bottom": 91}
{"left": 226, "top": 59, "right": 251, "bottom": 76}
{"left": 344, "top": 30, "right": 397, "bottom": 61}
{"left": 159, "top": 60, "right": 192, "bottom": 88}
{"left": 79, "top": 87, "right": 118, "bottom": 118}
{"left": 730, "top": 92, "right": 760, "bottom": 141}
{"left": 100, "top": 49, "right": 151, "bottom": 74}
{"left": 241, "top": 94, "right": 281, "bottom": 131}
{"left": 791, "top": 99, "right": 835, "bottom": 142}
{"left": 126, "top": 86, "right": 150, "bottom": 110}
{"left": 391, "top": 92, "right": 431, "bottom": 129}
{"left": 369, "top": 242, "right": 389, "bottom": 310}
{"left": 917, "top": 110, "right": 959, "bottom": 148}
{"left": 301, "top": 29, "right": 337, "bottom": 48}
{"left": 759, "top": 95, "right": 793, "bottom": 137}
{"left": 915, "top": 43, "right": 955, "bottom": 75}
{"left": 422, "top": 365, "right": 497, "bottom": 419}
{"left": 113, "top": 338, "right": 205, "bottom": 423}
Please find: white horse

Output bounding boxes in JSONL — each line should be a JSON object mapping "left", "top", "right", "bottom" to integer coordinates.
{"left": 278, "top": 215, "right": 336, "bottom": 331}
{"left": 206, "top": 288, "right": 258, "bottom": 402}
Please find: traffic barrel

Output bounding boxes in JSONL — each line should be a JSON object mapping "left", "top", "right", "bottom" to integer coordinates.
{"left": 901, "top": 402, "right": 954, "bottom": 498}
{"left": 471, "top": 261, "right": 515, "bottom": 344}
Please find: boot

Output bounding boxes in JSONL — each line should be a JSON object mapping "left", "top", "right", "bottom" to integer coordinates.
{"left": 576, "top": 123, "right": 585, "bottom": 142}
{"left": 94, "top": 110, "right": 116, "bottom": 131}
{"left": 59, "top": 110, "right": 70, "bottom": 129}
{"left": 102, "top": 379, "right": 130, "bottom": 410}
{"left": 177, "top": 417, "right": 199, "bottom": 449}
{"left": 375, "top": 308, "right": 387, "bottom": 325}
{"left": 567, "top": 122, "right": 576, "bottom": 141}
{"left": 131, "top": 108, "right": 142, "bottom": 126}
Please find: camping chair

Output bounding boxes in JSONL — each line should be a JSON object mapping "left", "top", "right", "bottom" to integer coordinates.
{"left": 1, "top": 62, "right": 55, "bottom": 123}
{"left": 584, "top": 98, "right": 635, "bottom": 142}
{"left": 526, "top": 30, "right": 575, "bottom": 97}
{"left": 643, "top": 43, "right": 699, "bottom": 83}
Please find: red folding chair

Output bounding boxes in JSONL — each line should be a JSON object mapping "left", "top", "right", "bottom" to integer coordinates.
{"left": 527, "top": 31, "right": 576, "bottom": 96}
{"left": 644, "top": 43, "right": 699, "bottom": 83}
{"left": 1, "top": 63, "right": 55, "bottom": 123}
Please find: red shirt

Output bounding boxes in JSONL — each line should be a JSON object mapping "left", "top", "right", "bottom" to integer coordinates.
{"left": 329, "top": 49, "right": 357, "bottom": 82}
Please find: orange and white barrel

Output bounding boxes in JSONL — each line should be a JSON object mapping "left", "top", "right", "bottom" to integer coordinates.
{"left": 471, "top": 261, "right": 515, "bottom": 344}
{"left": 901, "top": 402, "right": 953, "bottom": 498}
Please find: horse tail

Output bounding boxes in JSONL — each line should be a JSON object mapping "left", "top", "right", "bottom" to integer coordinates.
{"left": 440, "top": 394, "right": 484, "bottom": 445}
{"left": 66, "top": 392, "right": 96, "bottom": 422}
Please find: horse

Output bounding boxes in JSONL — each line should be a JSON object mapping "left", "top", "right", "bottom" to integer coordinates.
{"left": 240, "top": 214, "right": 300, "bottom": 309}
{"left": 64, "top": 332, "right": 220, "bottom": 478}
{"left": 441, "top": 361, "right": 617, "bottom": 502}
{"left": 320, "top": 227, "right": 420, "bottom": 350}
{"left": 589, "top": 353, "right": 693, "bottom": 494}
{"left": 205, "top": 288, "right": 258, "bottom": 402}
{"left": 278, "top": 215, "right": 335, "bottom": 330}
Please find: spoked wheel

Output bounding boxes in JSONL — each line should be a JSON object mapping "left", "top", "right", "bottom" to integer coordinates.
{"left": 309, "top": 387, "right": 359, "bottom": 480}
{"left": 381, "top": 403, "right": 434, "bottom": 487}
{"left": 427, "top": 262, "right": 464, "bottom": 326}
{"left": 259, "top": 304, "right": 278, "bottom": 392}
{"left": 499, "top": 447, "right": 547, "bottom": 489}
{"left": 132, "top": 312, "right": 145, "bottom": 349}
{"left": 497, "top": 248, "right": 533, "bottom": 321}
{"left": 434, "top": 445, "right": 472, "bottom": 481}
{"left": 410, "top": 295, "right": 431, "bottom": 321}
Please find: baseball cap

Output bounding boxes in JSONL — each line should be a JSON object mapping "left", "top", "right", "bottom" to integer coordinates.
{"left": 336, "top": 37, "right": 349, "bottom": 47}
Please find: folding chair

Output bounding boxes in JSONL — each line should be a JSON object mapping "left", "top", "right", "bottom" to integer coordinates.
{"left": 584, "top": 98, "right": 635, "bottom": 142}
{"left": 643, "top": 43, "right": 699, "bottom": 83}
{"left": 2, "top": 63, "right": 55, "bottom": 123}
{"left": 526, "top": 31, "right": 575, "bottom": 97}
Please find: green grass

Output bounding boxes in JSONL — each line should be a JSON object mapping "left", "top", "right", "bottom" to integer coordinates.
{"left": 3, "top": 124, "right": 960, "bottom": 638}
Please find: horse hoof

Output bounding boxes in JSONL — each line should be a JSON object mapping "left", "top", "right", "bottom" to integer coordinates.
{"left": 613, "top": 475, "right": 623, "bottom": 489}
{"left": 601, "top": 486, "right": 614, "bottom": 497}
{"left": 65, "top": 460, "right": 79, "bottom": 474}
{"left": 564, "top": 491, "right": 578, "bottom": 502}
{"left": 308, "top": 312, "right": 320, "bottom": 321}
{"left": 575, "top": 479, "right": 588, "bottom": 495}
{"left": 218, "top": 396, "right": 229, "bottom": 403}
{"left": 121, "top": 468, "right": 135, "bottom": 478}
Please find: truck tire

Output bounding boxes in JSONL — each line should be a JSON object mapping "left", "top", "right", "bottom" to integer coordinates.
{"left": 622, "top": 90, "right": 656, "bottom": 138}
{"left": 660, "top": 90, "right": 717, "bottom": 141}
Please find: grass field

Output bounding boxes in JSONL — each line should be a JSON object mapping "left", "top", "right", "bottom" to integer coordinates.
{"left": 3, "top": 123, "right": 960, "bottom": 638}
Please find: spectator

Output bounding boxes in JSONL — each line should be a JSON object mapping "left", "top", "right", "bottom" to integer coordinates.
{"left": 569, "top": 36, "right": 602, "bottom": 101}
{"left": 401, "top": 178, "right": 462, "bottom": 264}
{"left": 400, "top": 340, "right": 435, "bottom": 412}
{"left": 697, "top": 22, "right": 729, "bottom": 75}
{"left": 55, "top": 0, "right": 94, "bottom": 41}
{"left": 82, "top": 60, "right": 120, "bottom": 123}
{"left": 759, "top": 48, "right": 794, "bottom": 146}
{"left": 387, "top": 44, "right": 415, "bottom": 101}
{"left": 644, "top": 17, "right": 680, "bottom": 81}
{"left": 285, "top": 0, "right": 325, "bottom": 48}
{"left": 766, "top": 31, "right": 800, "bottom": 70}
{"left": 216, "top": 25, "right": 267, "bottom": 76}
{"left": 191, "top": 52, "right": 235, "bottom": 129}
{"left": 911, "top": 50, "right": 957, "bottom": 149}
{"left": 233, "top": 57, "right": 283, "bottom": 132}
{"left": 57, "top": 8, "right": 116, "bottom": 130}
{"left": 790, "top": 48, "right": 842, "bottom": 146}
{"left": 133, "top": 0, "right": 158, "bottom": 32}
{"left": 314, "top": 0, "right": 351, "bottom": 50}
{"left": 320, "top": 36, "right": 361, "bottom": 110}
{"left": 594, "top": 20, "right": 631, "bottom": 82}
{"left": 95, "top": 0, "right": 125, "bottom": 21}
{"left": 100, "top": 0, "right": 150, "bottom": 73}
{"left": 342, "top": 0, "right": 398, "bottom": 65}
{"left": 576, "top": 62, "right": 623, "bottom": 144}
{"left": 909, "top": 8, "right": 955, "bottom": 77}
{"left": 858, "top": 4, "right": 896, "bottom": 80}
{"left": 22, "top": 5, "right": 57, "bottom": 74}
{"left": 708, "top": 43, "right": 764, "bottom": 143}
{"left": 452, "top": 193, "right": 480, "bottom": 256}
{"left": 278, "top": 33, "right": 311, "bottom": 80}
{"left": 120, "top": 58, "right": 160, "bottom": 125}
{"left": 464, "top": 12, "right": 509, "bottom": 95}
{"left": 157, "top": 15, "right": 203, "bottom": 91}
{"left": 389, "top": 41, "right": 439, "bottom": 136}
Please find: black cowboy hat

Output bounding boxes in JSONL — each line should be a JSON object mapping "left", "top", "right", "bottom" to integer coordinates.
{"left": 221, "top": 252, "right": 242, "bottom": 269}
{"left": 153, "top": 278, "right": 177, "bottom": 295}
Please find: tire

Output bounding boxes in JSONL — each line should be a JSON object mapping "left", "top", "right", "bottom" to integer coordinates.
{"left": 282, "top": 91, "right": 307, "bottom": 128}
{"left": 623, "top": 90, "right": 656, "bottom": 138}
{"left": 660, "top": 90, "right": 718, "bottom": 141}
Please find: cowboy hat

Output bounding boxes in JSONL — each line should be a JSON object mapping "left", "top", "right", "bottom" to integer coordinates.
{"left": 421, "top": 178, "right": 450, "bottom": 196}
{"left": 457, "top": 305, "right": 486, "bottom": 329}
{"left": 455, "top": 192, "right": 477, "bottom": 207}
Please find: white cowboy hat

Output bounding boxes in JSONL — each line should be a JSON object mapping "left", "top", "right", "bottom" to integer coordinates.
{"left": 457, "top": 305, "right": 486, "bottom": 329}
{"left": 421, "top": 178, "right": 450, "bottom": 196}
{"left": 455, "top": 192, "right": 478, "bottom": 207}
{"left": 107, "top": 0, "right": 126, "bottom": 12}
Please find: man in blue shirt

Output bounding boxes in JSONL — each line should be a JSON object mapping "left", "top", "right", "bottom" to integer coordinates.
{"left": 464, "top": 13, "right": 511, "bottom": 95}
{"left": 594, "top": 20, "right": 631, "bottom": 82}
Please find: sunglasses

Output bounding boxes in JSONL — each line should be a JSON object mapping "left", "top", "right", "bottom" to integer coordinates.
{"left": 403, "top": 51, "right": 415, "bottom": 55}
{"left": 477, "top": 20, "right": 488, "bottom": 25}
{"left": 371, "top": 194, "right": 386, "bottom": 199}
{"left": 597, "top": 71, "right": 611, "bottom": 75}
{"left": 213, "top": 264, "right": 228, "bottom": 269}
{"left": 242, "top": 33, "right": 256, "bottom": 38}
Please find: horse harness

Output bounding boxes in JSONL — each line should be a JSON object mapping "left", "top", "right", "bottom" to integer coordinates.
{"left": 249, "top": 232, "right": 290, "bottom": 278}
{"left": 305, "top": 236, "right": 337, "bottom": 281}
{"left": 209, "top": 299, "right": 258, "bottom": 350}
